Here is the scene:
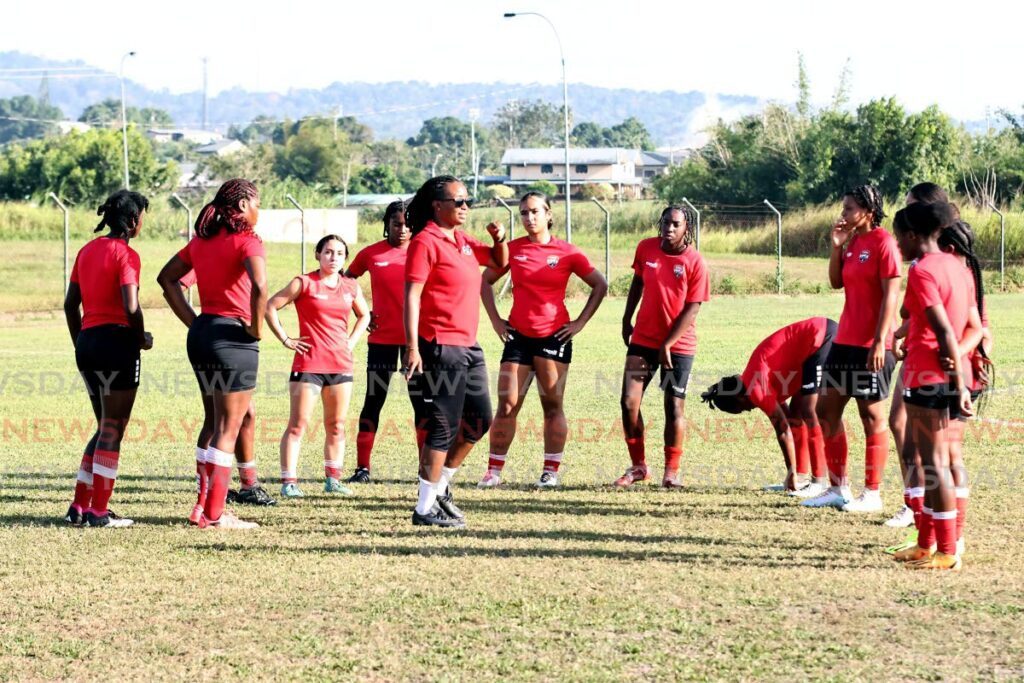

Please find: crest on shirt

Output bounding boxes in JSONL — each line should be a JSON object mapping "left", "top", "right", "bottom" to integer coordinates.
{"left": 858, "top": 250, "right": 871, "bottom": 263}
{"left": 673, "top": 264, "right": 685, "bottom": 279}
{"left": 461, "top": 244, "right": 473, "bottom": 256}
{"left": 513, "top": 254, "right": 529, "bottom": 262}
{"left": 547, "top": 255, "right": 559, "bottom": 268}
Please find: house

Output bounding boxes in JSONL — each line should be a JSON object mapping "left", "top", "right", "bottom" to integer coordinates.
{"left": 146, "top": 128, "right": 223, "bottom": 145}
{"left": 195, "top": 139, "right": 247, "bottom": 157}
{"left": 500, "top": 148, "right": 644, "bottom": 198}
{"left": 637, "top": 151, "right": 671, "bottom": 182}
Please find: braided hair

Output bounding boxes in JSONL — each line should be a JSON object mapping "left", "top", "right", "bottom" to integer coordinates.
{"left": 406, "top": 175, "right": 461, "bottom": 235}
{"left": 383, "top": 199, "right": 407, "bottom": 239}
{"left": 845, "top": 184, "right": 885, "bottom": 227}
{"left": 95, "top": 190, "right": 149, "bottom": 238}
{"left": 195, "top": 178, "right": 259, "bottom": 239}
{"left": 659, "top": 204, "right": 697, "bottom": 248}
{"left": 700, "top": 375, "right": 748, "bottom": 414}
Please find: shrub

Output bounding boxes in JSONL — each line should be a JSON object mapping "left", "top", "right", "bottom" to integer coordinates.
{"left": 579, "top": 182, "right": 615, "bottom": 201}
{"left": 481, "top": 184, "right": 515, "bottom": 201}
{"left": 526, "top": 180, "right": 558, "bottom": 197}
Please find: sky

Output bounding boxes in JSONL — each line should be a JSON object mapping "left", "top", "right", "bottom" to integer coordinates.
{"left": 1, "top": 0, "right": 1021, "bottom": 122}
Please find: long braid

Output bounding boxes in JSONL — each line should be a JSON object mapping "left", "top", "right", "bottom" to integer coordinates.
{"left": 846, "top": 184, "right": 885, "bottom": 226}
{"left": 660, "top": 204, "right": 697, "bottom": 248}
{"left": 195, "top": 178, "right": 259, "bottom": 239}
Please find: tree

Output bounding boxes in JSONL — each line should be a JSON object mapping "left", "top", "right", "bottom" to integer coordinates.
{"left": 606, "top": 117, "right": 654, "bottom": 150}
{"left": 349, "top": 165, "right": 403, "bottom": 194}
{"left": 0, "top": 95, "right": 64, "bottom": 144}
{"left": 228, "top": 115, "right": 280, "bottom": 144}
{"left": 526, "top": 180, "right": 559, "bottom": 197}
{"left": 78, "top": 99, "right": 173, "bottom": 128}
{"left": 407, "top": 116, "right": 471, "bottom": 149}
{"left": 199, "top": 143, "right": 276, "bottom": 186}
{"left": 490, "top": 100, "right": 569, "bottom": 149}
{"left": 272, "top": 120, "right": 363, "bottom": 191}
{"left": 572, "top": 121, "right": 607, "bottom": 147}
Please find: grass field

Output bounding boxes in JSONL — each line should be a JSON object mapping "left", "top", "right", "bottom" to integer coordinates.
{"left": 2, "top": 287, "right": 1023, "bottom": 680}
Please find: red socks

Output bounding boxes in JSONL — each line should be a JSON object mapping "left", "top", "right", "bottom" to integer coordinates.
{"left": 625, "top": 438, "right": 646, "bottom": 468}
{"left": 932, "top": 509, "right": 957, "bottom": 555}
{"left": 808, "top": 424, "right": 826, "bottom": 480}
{"left": 73, "top": 452, "right": 94, "bottom": 509}
{"left": 91, "top": 449, "right": 120, "bottom": 515}
{"left": 908, "top": 488, "right": 925, "bottom": 531}
{"left": 237, "top": 460, "right": 259, "bottom": 489}
{"left": 792, "top": 423, "right": 810, "bottom": 477}
{"left": 204, "top": 447, "right": 234, "bottom": 522}
{"left": 664, "top": 446, "right": 682, "bottom": 472}
{"left": 324, "top": 459, "right": 342, "bottom": 480}
{"left": 918, "top": 507, "right": 936, "bottom": 549}
{"left": 487, "top": 453, "right": 507, "bottom": 474}
{"left": 865, "top": 431, "right": 888, "bottom": 490}
{"left": 956, "top": 487, "right": 969, "bottom": 541}
{"left": 824, "top": 431, "right": 848, "bottom": 487}
{"left": 543, "top": 452, "right": 562, "bottom": 473}
{"left": 356, "top": 431, "right": 375, "bottom": 470}
{"left": 195, "top": 447, "right": 209, "bottom": 510}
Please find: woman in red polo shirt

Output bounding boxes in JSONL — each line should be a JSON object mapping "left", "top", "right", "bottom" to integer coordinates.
{"left": 403, "top": 175, "right": 508, "bottom": 527}
{"left": 803, "top": 185, "right": 901, "bottom": 513}
{"left": 890, "top": 202, "right": 976, "bottom": 571}
{"left": 63, "top": 190, "right": 153, "bottom": 528}
{"left": 700, "top": 317, "right": 837, "bottom": 494}
{"left": 157, "top": 178, "right": 267, "bottom": 530}
{"left": 617, "top": 205, "right": 710, "bottom": 489}
{"left": 478, "top": 191, "right": 608, "bottom": 488}
{"left": 343, "top": 200, "right": 427, "bottom": 484}
{"left": 265, "top": 235, "right": 370, "bottom": 497}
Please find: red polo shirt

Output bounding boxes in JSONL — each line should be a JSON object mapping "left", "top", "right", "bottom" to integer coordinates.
{"left": 902, "top": 252, "right": 972, "bottom": 389}
{"left": 176, "top": 230, "right": 265, "bottom": 323}
{"left": 70, "top": 236, "right": 141, "bottom": 330}
{"left": 740, "top": 317, "right": 832, "bottom": 415}
{"left": 835, "top": 227, "right": 901, "bottom": 348}
{"left": 347, "top": 239, "right": 408, "bottom": 346}
{"left": 629, "top": 237, "right": 710, "bottom": 355}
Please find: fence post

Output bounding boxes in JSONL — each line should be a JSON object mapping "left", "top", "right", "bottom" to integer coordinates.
{"left": 171, "top": 193, "right": 194, "bottom": 305}
{"left": 990, "top": 202, "right": 1005, "bottom": 291}
{"left": 48, "top": 193, "right": 70, "bottom": 295}
{"left": 590, "top": 197, "right": 611, "bottom": 281}
{"left": 680, "top": 196, "right": 701, "bottom": 251}
{"left": 286, "top": 194, "right": 306, "bottom": 273}
{"left": 495, "top": 197, "right": 516, "bottom": 299}
{"left": 763, "top": 199, "right": 782, "bottom": 294}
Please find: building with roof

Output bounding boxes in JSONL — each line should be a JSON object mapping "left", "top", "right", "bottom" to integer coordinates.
{"left": 195, "top": 139, "right": 247, "bottom": 156}
{"left": 500, "top": 147, "right": 644, "bottom": 197}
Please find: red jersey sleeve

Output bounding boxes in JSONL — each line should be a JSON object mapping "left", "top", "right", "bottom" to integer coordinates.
{"left": 406, "top": 236, "right": 434, "bottom": 283}
{"left": 177, "top": 244, "right": 193, "bottom": 267}
{"left": 466, "top": 233, "right": 492, "bottom": 266}
{"left": 570, "top": 247, "right": 596, "bottom": 278}
{"left": 239, "top": 235, "right": 265, "bottom": 261}
{"left": 742, "top": 361, "right": 777, "bottom": 416}
{"left": 119, "top": 248, "right": 141, "bottom": 286}
{"left": 347, "top": 247, "right": 369, "bottom": 277}
{"left": 911, "top": 265, "right": 943, "bottom": 309}
{"left": 631, "top": 243, "right": 645, "bottom": 276}
{"left": 879, "top": 234, "right": 901, "bottom": 279}
{"left": 686, "top": 252, "right": 711, "bottom": 303}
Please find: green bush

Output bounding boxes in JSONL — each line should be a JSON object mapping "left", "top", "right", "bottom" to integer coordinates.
{"left": 481, "top": 184, "right": 515, "bottom": 201}
{"left": 526, "top": 180, "right": 558, "bottom": 197}
{"left": 579, "top": 183, "right": 615, "bottom": 201}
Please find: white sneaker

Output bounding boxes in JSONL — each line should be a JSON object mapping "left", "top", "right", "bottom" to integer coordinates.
{"left": 790, "top": 481, "right": 828, "bottom": 498}
{"left": 477, "top": 471, "right": 502, "bottom": 488}
{"left": 537, "top": 471, "right": 560, "bottom": 488}
{"left": 841, "top": 489, "right": 883, "bottom": 513}
{"left": 884, "top": 504, "right": 915, "bottom": 527}
{"left": 800, "top": 486, "right": 851, "bottom": 508}
{"left": 200, "top": 511, "right": 259, "bottom": 530}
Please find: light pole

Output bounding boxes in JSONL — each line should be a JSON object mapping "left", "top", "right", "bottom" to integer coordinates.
{"left": 503, "top": 11, "right": 572, "bottom": 242}
{"left": 119, "top": 51, "right": 136, "bottom": 189}
{"left": 469, "top": 107, "right": 480, "bottom": 198}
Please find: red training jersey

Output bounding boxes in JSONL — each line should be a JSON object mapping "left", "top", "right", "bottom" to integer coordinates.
{"left": 70, "top": 236, "right": 141, "bottom": 330}
{"left": 405, "top": 222, "right": 492, "bottom": 346}
{"left": 177, "top": 231, "right": 265, "bottom": 323}
{"left": 740, "top": 317, "right": 832, "bottom": 415}
{"left": 498, "top": 236, "right": 595, "bottom": 338}
{"left": 834, "top": 227, "right": 901, "bottom": 348}
{"left": 629, "top": 237, "right": 710, "bottom": 355}
{"left": 902, "top": 252, "right": 972, "bottom": 389}
{"left": 347, "top": 240, "right": 408, "bottom": 346}
{"left": 178, "top": 269, "right": 196, "bottom": 288}
{"left": 291, "top": 271, "right": 359, "bottom": 374}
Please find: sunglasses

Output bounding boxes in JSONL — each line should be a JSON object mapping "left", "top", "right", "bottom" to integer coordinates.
{"left": 437, "top": 198, "right": 475, "bottom": 208}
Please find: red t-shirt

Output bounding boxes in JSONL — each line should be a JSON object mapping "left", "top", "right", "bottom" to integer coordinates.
{"left": 177, "top": 231, "right": 265, "bottom": 323}
{"left": 740, "top": 317, "right": 832, "bottom": 415}
{"left": 347, "top": 240, "right": 408, "bottom": 346}
{"left": 291, "top": 271, "right": 359, "bottom": 374}
{"left": 835, "top": 227, "right": 901, "bottom": 348}
{"left": 498, "top": 236, "right": 595, "bottom": 338}
{"left": 178, "top": 269, "right": 196, "bottom": 288}
{"left": 902, "top": 252, "right": 972, "bottom": 389}
{"left": 405, "top": 222, "right": 492, "bottom": 346}
{"left": 629, "top": 237, "right": 710, "bottom": 355}
{"left": 70, "top": 237, "right": 141, "bottom": 330}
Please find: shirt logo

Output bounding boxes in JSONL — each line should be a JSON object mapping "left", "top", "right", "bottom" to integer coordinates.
{"left": 514, "top": 254, "right": 529, "bottom": 262}
{"left": 342, "top": 293, "right": 354, "bottom": 305}
{"left": 673, "top": 264, "right": 685, "bottom": 279}
{"left": 547, "top": 256, "right": 559, "bottom": 268}
{"left": 645, "top": 261, "right": 658, "bottom": 268}
{"left": 461, "top": 245, "right": 473, "bottom": 256}
{"left": 313, "top": 293, "right": 329, "bottom": 300}
{"left": 542, "top": 348, "right": 558, "bottom": 356}
{"left": 858, "top": 250, "right": 871, "bottom": 263}
{"left": 373, "top": 261, "right": 390, "bottom": 267}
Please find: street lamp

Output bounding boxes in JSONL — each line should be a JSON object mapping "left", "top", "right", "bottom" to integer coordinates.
{"left": 469, "top": 107, "right": 480, "bottom": 198}
{"left": 503, "top": 11, "right": 572, "bottom": 242}
{"left": 119, "top": 51, "right": 137, "bottom": 189}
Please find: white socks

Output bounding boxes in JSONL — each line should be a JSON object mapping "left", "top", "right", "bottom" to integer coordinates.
{"left": 416, "top": 478, "right": 438, "bottom": 515}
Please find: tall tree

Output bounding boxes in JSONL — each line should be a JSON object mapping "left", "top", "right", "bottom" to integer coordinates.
{"left": 0, "top": 95, "right": 64, "bottom": 144}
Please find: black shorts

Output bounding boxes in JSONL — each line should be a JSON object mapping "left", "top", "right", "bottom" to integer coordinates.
{"left": 799, "top": 318, "right": 838, "bottom": 395}
{"left": 821, "top": 343, "right": 895, "bottom": 400}
{"left": 903, "top": 383, "right": 960, "bottom": 412}
{"left": 500, "top": 330, "right": 573, "bottom": 365}
{"left": 366, "top": 343, "right": 405, "bottom": 373}
{"left": 416, "top": 338, "right": 493, "bottom": 451}
{"left": 76, "top": 324, "right": 141, "bottom": 394}
{"left": 289, "top": 372, "right": 353, "bottom": 387}
{"left": 949, "top": 389, "right": 983, "bottom": 422}
{"left": 187, "top": 314, "right": 259, "bottom": 394}
{"left": 626, "top": 343, "right": 695, "bottom": 398}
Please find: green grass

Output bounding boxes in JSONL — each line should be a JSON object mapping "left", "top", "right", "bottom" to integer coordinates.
{"left": 1, "top": 294, "right": 1023, "bottom": 680}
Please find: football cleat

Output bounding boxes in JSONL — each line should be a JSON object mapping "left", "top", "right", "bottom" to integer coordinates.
{"left": 613, "top": 466, "right": 650, "bottom": 488}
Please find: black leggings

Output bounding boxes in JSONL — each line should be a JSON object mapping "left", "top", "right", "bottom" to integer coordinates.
{"left": 418, "top": 338, "right": 493, "bottom": 451}
{"left": 358, "top": 343, "right": 428, "bottom": 434}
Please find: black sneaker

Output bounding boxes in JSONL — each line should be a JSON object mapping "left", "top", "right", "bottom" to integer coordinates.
{"left": 63, "top": 505, "right": 84, "bottom": 526}
{"left": 412, "top": 505, "right": 465, "bottom": 528}
{"left": 435, "top": 486, "right": 464, "bottom": 520}
{"left": 346, "top": 467, "right": 371, "bottom": 484}
{"left": 84, "top": 510, "right": 134, "bottom": 528}
{"left": 234, "top": 485, "right": 277, "bottom": 506}
{"left": 226, "top": 489, "right": 239, "bottom": 503}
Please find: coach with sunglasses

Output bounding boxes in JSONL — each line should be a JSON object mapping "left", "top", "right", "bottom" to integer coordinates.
{"left": 403, "top": 176, "right": 508, "bottom": 527}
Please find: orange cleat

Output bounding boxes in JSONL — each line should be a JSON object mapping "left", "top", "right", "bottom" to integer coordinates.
{"left": 906, "top": 551, "right": 961, "bottom": 571}
{"left": 893, "top": 544, "right": 933, "bottom": 563}
{"left": 613, "top": 466, "right": 650, "bottom": 488}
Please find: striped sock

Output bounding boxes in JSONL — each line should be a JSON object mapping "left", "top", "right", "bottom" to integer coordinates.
{"left": 487, "top": 453, "right": 507, "bottom": 474}
{"left": 543, "top": 452, "right": 562, "bottom": 473}
{"left": 73, "top": 452, "right": 94, "bottom": 510}
{"left": 204, "top": 447, "right": 234, "bottom": 522}
{"left": 195, "top": 447, "right": 209, "bottom": 509}
{"left": 237, "top": 460, "right": 259, "bottom": 489}
{"left": 281, "top": 469, "right": 297, "bottom": 485}
{"left": 91, "top": 448, "right": 120, "bottom": 515}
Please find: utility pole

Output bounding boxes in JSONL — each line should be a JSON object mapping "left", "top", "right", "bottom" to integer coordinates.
{"left": 469, "top": 108, "right": 480, "bottom": 197}
{"left": 201, "top": 57, "right": 208, "bottom": 130}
